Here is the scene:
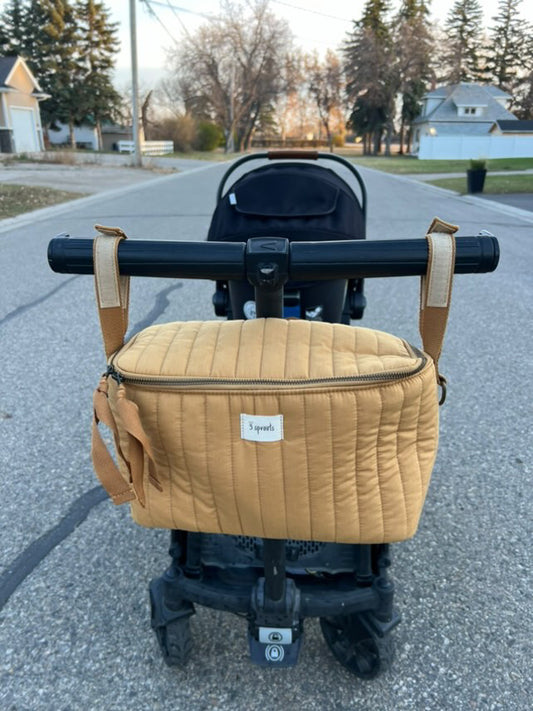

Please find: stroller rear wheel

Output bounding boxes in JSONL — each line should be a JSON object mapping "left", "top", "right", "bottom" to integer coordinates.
{"left": 319, "top": 613, "right": 393, "bottom": 679}
{"left": 149, "top": 574, "right": 194, "bottom": 667}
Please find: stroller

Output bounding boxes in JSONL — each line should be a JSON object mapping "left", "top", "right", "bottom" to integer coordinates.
{"left": 48, "top": 152, "right": 499, "bottom": 679}
{"left": 47, "top": 152, "right": 499, "bottom": 679}
{"left": 150, "top": 152, "right": 398, "bottom": 678}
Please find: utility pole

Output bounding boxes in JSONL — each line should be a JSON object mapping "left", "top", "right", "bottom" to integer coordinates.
{"left": 129, "top": 0, "right": 142, "bottom": 167}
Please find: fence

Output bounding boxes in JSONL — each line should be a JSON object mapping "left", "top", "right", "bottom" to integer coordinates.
{"left": 418, "top": 134, "right": 533, "bottom": 160}
{"left": 117, "top": 140, "right": 174, "bottom": 156}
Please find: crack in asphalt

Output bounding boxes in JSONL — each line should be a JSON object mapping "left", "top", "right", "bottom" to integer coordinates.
{"left": 127, "top": 282, "right": 183, "bottom": 335}
{"left": 0, "top": 282, "right": 183, "bottom": 610}
{"left": 0, "top": 486, "right": 108, "bottom": 610}
{"left": 0, "top": 275, "right": 80, "bottom": 328}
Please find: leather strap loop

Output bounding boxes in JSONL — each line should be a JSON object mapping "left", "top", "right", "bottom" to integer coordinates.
{"left": 420, "top": 217, "right": 458, "bottom": 392}
{"left": 93, "top": 225, "right": 130, "bottom": 358}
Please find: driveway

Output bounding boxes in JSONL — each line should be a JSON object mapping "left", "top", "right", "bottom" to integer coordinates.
{"left": 0, "top": 160, "right": 531, "bottom": 710}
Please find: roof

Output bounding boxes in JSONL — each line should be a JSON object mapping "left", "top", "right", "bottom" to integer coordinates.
{"left": 0, "top": 55, "right": 43, "bottom": 92}
{"left": 493, "top": 120, "right": 533, "bottom": 133}
{"left": 0, "top": 56, "right": 18, "bottom": 86}
{"left": 414, "top": 83, "right": 516, "bottom": 125}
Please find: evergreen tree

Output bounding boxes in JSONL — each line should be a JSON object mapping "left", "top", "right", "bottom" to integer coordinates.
{"left": 395, "top": 0, "right": 433, "bottom": 153}
{"left": 76, "top": 1, "right": 121, "bottom": 150}
{"left": 344, "top": 0, "right": 397, "bottom": 155}
{"left": 484, "top": 0, "right": 530, "bottom": 100}
{"left": 0, "top": 0, "right": 27, "bottom": 56}
{"left": 441, "top": 0, "right": 485, "bottom": 83}
{"left": 31, "top": 1, "right": 86, "bottom": 145}
{"left": 0, "top": 0, "right": 120, "bottom": 148}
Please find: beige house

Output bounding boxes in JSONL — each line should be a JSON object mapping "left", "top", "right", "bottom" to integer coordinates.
{"left": 0, "top": 56, "right": 48, "bottom": 153}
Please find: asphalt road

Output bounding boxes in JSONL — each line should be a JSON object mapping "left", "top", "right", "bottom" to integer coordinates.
{"left": 0, "top": 160, "right": 531, "bottom": 710}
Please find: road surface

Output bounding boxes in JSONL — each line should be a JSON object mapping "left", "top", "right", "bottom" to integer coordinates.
{"left": 0, "top": 159, "right": 531, "bottom": 710}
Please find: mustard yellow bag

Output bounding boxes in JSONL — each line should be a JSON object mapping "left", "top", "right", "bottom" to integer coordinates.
{"left": 91, "top": 219, "right": 457, "bottom": 544}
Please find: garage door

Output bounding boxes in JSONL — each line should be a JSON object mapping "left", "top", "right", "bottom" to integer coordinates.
{"left": 10, "top": 107, "right": 39, "bottom": 152}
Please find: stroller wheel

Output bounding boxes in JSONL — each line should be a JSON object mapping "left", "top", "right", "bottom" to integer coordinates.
{"left": 155, "top": 616, "right": 192, "bottom": 668}
{"left": 319, "top": 614, "right": 392, "bottom": 679}
{"left": 149, "top": 576, "right": 194, "bottom": 667}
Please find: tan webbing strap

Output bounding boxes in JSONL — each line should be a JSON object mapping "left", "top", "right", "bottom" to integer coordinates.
{"left": 115, "top": 386, "right": 162, "bottom": 507}
{"left": 93, "top": 225, "right": 130, "bottom": 358}
{"left": 91, "top": 378, "right": 162, "bottom": 506}
{"left": 420, "top": 217, "right": 458, "bottom": 401}
{"left": 92, "top": 378, "right": 136, "bottom": 505}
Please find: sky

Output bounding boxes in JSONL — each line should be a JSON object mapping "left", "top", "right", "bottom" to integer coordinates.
{"left": 105, "top": 0, "right": 533, "bottom": 89}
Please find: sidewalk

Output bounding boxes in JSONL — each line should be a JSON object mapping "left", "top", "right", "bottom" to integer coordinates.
{"left": 0, "top": 154, "right": 218, "bottom": 195}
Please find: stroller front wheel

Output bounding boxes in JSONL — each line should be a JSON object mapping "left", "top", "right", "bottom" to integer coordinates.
{"left": 319, "top": 614, "right": 393, "bottom": 679}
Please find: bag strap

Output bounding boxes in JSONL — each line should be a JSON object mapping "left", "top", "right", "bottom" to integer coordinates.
{"left": 92, "top": 376, "right": 162, "bottom": 506}
{"left": 420, "top": 217, "right": 458, "bottom": 401}
{"left": 92, "top": 377, "right": 136, "bottom": 504}
{"left": 93, "top": 224, "right": 130, "bottom": 359}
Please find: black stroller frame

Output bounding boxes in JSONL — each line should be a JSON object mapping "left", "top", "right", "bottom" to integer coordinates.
{"left": 47, "top": 154, "right": 499, "bottom": 678}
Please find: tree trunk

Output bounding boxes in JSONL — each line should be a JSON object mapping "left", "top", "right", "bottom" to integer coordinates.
{"left": 141, "top": 91, "right": 153, "bottom": 140}
{"left": 69, "top": 121, "right": 76, "bottom": 150}
{"left": 373, "top": 129, "right": 382, "bottom": 155}
{"left": 96, "top": 119, "right": 103, "bottom": 152}
{"left": 406, "top": 125, "right": 413, "bottom": 154}
{"left": 398, "top": 117, "right": 405, "bottom": 155}
{"left": 384, "top": 120, "right": 393, "bottom": 157}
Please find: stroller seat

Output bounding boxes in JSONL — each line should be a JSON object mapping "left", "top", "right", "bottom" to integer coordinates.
{"left": 208, "top": 153, "right": 368, "bottom": 323}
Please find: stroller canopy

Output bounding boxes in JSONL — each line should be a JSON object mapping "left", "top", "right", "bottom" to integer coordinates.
{"left": 207, "top": 162, "right": 365, "bottom": 243}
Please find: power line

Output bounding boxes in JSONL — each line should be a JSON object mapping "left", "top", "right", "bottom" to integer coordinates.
{"left": 270, "top": 0, "right": 352, "bottom": 23}
{"left": 140, "top": 0, "right": 182, "bottom": 46}
{"left": 145, "top": 0, "right": 217, "bottom": 21}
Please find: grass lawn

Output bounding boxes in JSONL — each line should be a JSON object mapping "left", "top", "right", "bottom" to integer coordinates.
{"left": 0, "top": 183, "right": 84, "bottom": 219}
{"left": 337, "top": 153, "right": 533, "bottom": 174}
{"left": 427, "top": 174, "right": 533, "bottom": 194}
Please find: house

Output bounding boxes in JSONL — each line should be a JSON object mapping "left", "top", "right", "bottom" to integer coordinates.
{"left": 0, "top": 56, "right": 48, "bottom": 153}
{"left": 411, "top": 83, "right": 533, "bottom": 159}
{"left": 47, "top": 122, "right": 138, "bottom": 151}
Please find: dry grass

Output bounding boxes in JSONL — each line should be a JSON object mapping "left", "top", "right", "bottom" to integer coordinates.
{"left": 0, "top": 183, "right": 84, "bottom": 218}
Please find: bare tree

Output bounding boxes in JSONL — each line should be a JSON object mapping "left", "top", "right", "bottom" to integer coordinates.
{"left": 306, "top": 50, "right": 344, "bottom": 151}
{"left": 165, "top": 0, "right": 292, "bottom": 152}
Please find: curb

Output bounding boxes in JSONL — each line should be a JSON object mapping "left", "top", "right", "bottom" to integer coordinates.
{"left": 0, "top": 161, "right": 221, "bottom": 235}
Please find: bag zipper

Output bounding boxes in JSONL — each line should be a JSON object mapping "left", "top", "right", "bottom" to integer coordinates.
{"left": 107, "top": 347, "right": 428, "bottom": 390}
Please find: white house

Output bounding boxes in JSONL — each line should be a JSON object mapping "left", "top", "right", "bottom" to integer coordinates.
{"left": 0, "top": 55, "right": 48, "bottom": 153}
{"left": 411, "top": 83, "right": 533, "bottom": 159}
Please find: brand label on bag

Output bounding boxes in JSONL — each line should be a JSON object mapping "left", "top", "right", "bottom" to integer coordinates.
{"left": 240, "top": 414, "right": 284, "bottom": 442}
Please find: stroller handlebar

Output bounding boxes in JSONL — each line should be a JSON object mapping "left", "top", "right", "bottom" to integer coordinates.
{"left": 267, "top": 150, "right": 319, "bottom": 160}
{"left": 48, "top": 234, "right": 499, "bottom": 281}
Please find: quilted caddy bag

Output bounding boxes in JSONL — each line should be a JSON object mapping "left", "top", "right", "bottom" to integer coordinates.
{"left": 92, "top": 219, "right": 458, "bottom": 544}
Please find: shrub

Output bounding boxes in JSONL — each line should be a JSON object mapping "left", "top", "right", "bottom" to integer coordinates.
{"left": 194, "top": 121, "right": 224, "bottom": 151}
{"left": 469, "top": 158, "right": 487, "bottom": 171}
{"left": 150, "top": 115, "right": 197, "bottom": 152}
